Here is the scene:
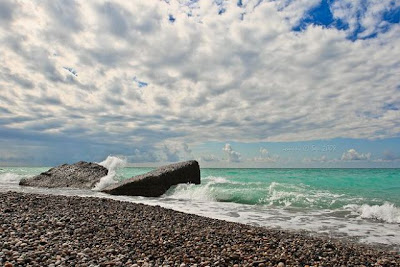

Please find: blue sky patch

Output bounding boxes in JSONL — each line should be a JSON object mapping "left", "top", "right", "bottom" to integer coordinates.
{"left": 383, "top": 103, "right": 399, "bottom": 111}
{"left": 292, "top": 0, "right": 400, "bottom": 41}
{"left": 293, "top": 0, "right": 348, "bottom": 32}
{"left": 353, "top": 5, "right": 400, "bottom": 40}
{"left": 214, "top": 0, "right": 226, "bottom": 15}
{"left": 133, "top": 77, "right": 148, "bottom": 88}
{"left": 168, "top": 14, "right": 175, "bottom": 23}
{"left": 383, "top": 5, "right": 400, "bottom": 24}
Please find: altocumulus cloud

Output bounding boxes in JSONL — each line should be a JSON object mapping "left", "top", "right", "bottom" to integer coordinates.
{"left": 0, "top": 0, "right": 400, "bottom": 164}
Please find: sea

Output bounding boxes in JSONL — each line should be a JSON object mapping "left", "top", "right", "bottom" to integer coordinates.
{"left": 1, "top": 156, "right": 399, "bottom": 250}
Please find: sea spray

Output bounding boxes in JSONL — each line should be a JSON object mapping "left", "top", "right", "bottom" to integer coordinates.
{"left": 93, "top": 156, "right": 127, "bottom": 191}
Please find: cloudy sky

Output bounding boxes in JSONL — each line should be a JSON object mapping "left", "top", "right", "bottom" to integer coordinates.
{"left": 0, "top": 0, "right": 399, "bottom": 167}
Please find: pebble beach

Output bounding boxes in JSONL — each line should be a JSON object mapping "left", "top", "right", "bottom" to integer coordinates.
{"left": 1, "top": 192, "right": 399, "bottom": 267}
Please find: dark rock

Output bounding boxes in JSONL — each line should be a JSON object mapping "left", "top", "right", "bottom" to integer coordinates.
{"left": 102, "top": 160, "right": 200, "bottom": 197}
{"left": 19, "top": 161, "right": 108, "bottom": 189}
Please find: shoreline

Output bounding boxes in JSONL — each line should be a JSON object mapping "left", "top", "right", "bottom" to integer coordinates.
{"left": 1, "top": 191, "right": 399, "bottom": 266}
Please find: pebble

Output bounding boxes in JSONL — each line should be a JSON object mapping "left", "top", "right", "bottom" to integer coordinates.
{"left": 1, "top": 192, "right": 399, "bottom": 266}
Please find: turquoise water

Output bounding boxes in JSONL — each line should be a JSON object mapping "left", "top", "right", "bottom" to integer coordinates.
{"left": 2, "top": 166, "right": 399, "bottom": 213}
{"left": 1, "top": 163, "right": 399, "bottom": 247}
{"left": 199, "top": 168, "right": 400, "bottom": 208}
{"left": 113, "top": 167, "right": 400, "bottom": 210}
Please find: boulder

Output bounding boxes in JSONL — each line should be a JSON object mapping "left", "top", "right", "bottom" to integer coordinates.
{"left": 19, "top": 161, "right": 108, "bottom": 189}
{"left": 102, "top": 160, "right": 200, "bottom": 197}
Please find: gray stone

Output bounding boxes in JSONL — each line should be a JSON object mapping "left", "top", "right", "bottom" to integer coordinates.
{"left": 19, "top": 161, "right": 108, "bottom": 189}
{"left": 102, "top": 160, "right": 200, "bottom": 197}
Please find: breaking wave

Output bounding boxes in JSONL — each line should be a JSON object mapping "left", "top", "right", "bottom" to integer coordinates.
{"left": 165, "top": 178, "right": 350, "bottom": 208}
{"left": 165, "top": 177, "right": 400, "bottom": 225}
{"left": 93, "top": 156, "right": 127, "bottom": 191}
{"left": 0, "top": 172, "right": 24, "bottom": 183}
{"left": 345, "top": 203, "right": 400, "bottom": 223}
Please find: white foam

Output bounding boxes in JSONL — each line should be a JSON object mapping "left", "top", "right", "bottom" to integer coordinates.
{"left": 165, "top": 176, "right": 252, "bottom": 202}
{"left": 262, "top": 181, "right": 353, "bottom": 209}
{"left": 0, "top": 173, "right": 24, "bottom": 183}
{"left": 93, "top": 156, "right": 127, "bottom": 191}
{"left": 206, "top": 176, "right": 232, "bottom": 184}
{"left": 345, "top": 202, "right": 400, "bottom": 223}
{"left": 165, "top": 183, "right": 217, "bottom": 201}
{"left": 205, "top": 176, "right": 248, "bottom": 185}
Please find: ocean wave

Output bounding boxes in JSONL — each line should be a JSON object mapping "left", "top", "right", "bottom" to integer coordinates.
{"left": 93, "top": 156, "right": 127, "bottom": 191}
{"left": 165, "top": 179, "right": 361, "bottom": 210}
{"left": 260, "top": 181, "right": 348, "bottom": 208}
{"left": 204, "top": 176, "right": 248, "bottom": 185}
{"left": 164, "top": 183, "right": 217, "bottom": 201}
{"left": 263, "top": 182, "right": 308, "bottom": 207}
{"left": 345, "top": 203, "right": 400, "bottom": 223}
{"left": 164, "top": 175, "right": 253, "bottom": 202}
{"left": 0, "top": 172, "right": 25, "bottom": 183}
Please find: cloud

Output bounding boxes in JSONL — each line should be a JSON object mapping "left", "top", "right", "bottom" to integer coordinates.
{"left": 252, "top": 147, "right": 278, "bottom": 162}
{"left": 222, "top": 143, "right": 241, "bottom": 162}
{"left": 252, "top": 156, "right": 278, "bottom": 163}
{"left": 330, "top": 0, "right": 400, "bottom": 39}
{"left": 200, "top": 154, "right": 219, "bottom": 162}
{"left": 374, "top": 150, "right": 400, "bottom": 162}
{"left": 128, "top": 149, "right": 159, "bottom": 163}
{"left": 0, "top": 0, "right": 15, "bottom": 23}
{"left": 182, "top": 143, "right": 194, "bottom": 160}
{"left": 44, "top": 0, "right": 83, "bottom": 33}
{"left": 0, "top": 0, "right": 399, "bottom": 165}
{"left": 183, "top": 143, "right": 192, "bottom": 154}
{"left": 341, "top": 149, "right": 371, "bottom": 161}
{"left": 259, "top": 147, "right": 269, "bottom": 155}
{"left": 303, "top": 155, "right": 329, "bottom": 163}
{"left": 161, "top": 144, "right": 180, "bottom": 162}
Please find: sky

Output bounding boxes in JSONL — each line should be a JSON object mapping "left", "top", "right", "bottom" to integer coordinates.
{"left": 0, "top": 0, "right": 400, "bottom": 167}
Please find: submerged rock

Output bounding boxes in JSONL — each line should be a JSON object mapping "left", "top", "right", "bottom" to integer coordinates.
{"left": 102, "top": 160, "right": 200, "bottom": 197}
{"left": 19, "top": 161, "right": 108, "bottom": 189}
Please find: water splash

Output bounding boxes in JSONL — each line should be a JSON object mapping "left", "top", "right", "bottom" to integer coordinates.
{"left": 93, "top": 156, "right": 127, "bottom": 191}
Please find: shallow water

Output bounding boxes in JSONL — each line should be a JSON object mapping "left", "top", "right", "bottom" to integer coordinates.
{"left": 1, "top": 162, "right": 399, "bottom": 249}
